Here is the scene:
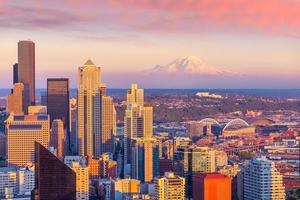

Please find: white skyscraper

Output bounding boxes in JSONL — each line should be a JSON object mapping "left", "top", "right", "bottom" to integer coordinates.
{"left": 243, "top": 157, "right": 285, "bottom": 200}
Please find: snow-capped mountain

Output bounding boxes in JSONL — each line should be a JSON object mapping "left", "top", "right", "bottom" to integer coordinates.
{"left": 151, "top": 56, "right": 236, "bottom": 76}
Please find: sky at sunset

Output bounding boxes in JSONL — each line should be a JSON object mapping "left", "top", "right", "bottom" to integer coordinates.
{"left": 0, "top": 0, "right": 299, "bottom": 88}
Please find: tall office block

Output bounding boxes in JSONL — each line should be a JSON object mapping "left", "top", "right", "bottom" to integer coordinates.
{"left": 78, "top": 60, "right": 115, "bottom": 157}
{"left": 173, "top": 146, "right": 216, "bottom": 198}
{"left": 70, "top": 162, "right": 89, "bottom": 200}
{"left": 101, "top": 96, "right": 116, "bottom": 155}
{"left": 124, "top": 84, "right": 153, "bottom": 164}
{"left": 6, "top": 114, "right": 50, "bottom": 167}
{"left": 154, "top": 172, "right": 185, "bottom": 200}
{"left": 18, "top": 40, "right": 35, "bottom": 106}
{"left": 47, "top": 78, "right": 70, "bottom": 131}
{"left": 6, "top": 83, "right": 26, "bottom": 115}
{"left": 193, "top": 173, "right": 231, "bottom": 200}
{"left": 50, "top": 119, "right": 65, "bottom": 160}
{"left": 33, "top": 142, "right": 76, "bottom": 200}
{"left": 131, "top": 137, "right": 159, "bottom": 182}
{"left": 243, "top": 157, "right": 285, "bottom": 200}
{"left": 13, "top": 63, "right": 18, "bottom": 84}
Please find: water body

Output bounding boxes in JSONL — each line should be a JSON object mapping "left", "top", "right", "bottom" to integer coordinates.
{"left": 0, "top": 88, "right": 299, "bottom": 99}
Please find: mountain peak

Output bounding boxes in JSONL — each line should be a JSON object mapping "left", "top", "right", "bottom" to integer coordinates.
{"left": 151, "top": 56, "right": 235, "bottom": 76}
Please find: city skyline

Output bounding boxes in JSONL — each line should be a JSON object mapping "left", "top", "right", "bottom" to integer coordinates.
{"left": 0, "top": 0, "right": 300, "bottom": 88}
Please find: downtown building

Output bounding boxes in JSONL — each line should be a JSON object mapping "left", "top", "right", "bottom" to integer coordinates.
{"left": 193, "top": 173, "right": 231, "bottom": 200}
{"left": 241, "top": 156, "right": 285, "bottom": 200}
{"left": 131, "top": 137, "right": 159, "bottom": 183}
{"left": 173, "top": 146, "right": 216, "bottom": 198}
{"left": 47, "top": 78, "right": 70, "bottom": 131}
{"left": 6, "top": 83, "right": 27, "bottom": 115}
{"left": 17, "top": 40, "right": 35, "bottom": 107}
{"left": 6, "top": 114, "right": 50, "bottom": 167}
{"left": 33, "top": 142, "right": 76, "bottom": 200}
{"left": 70, "top": 162, "right": 89, "bottom": 200}
{"left": 77, "top": 60, "right": 116, "bottom": 157}
{"left": 124, "top": 84, "right": 153, "bottom": 165}
{"left": 154, "top": 172, "right": 185, "bottom": 200}
{"left": 50, "top": 119, "right": 65, "bottom": 160}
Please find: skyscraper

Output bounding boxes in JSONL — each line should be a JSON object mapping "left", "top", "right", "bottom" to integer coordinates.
{"left": 173, "top": 146, "right": 216, "bottom": 198}
{"left": 154, "top": 172, "right": 185, "bottom": 200}
{"left": 47, "top": 78, "right": 70, "bottom": 132}
{"left": 6, "top": 83, "right": 25, "bottom": 115}
{"left": 124, "top": 84, "right": 153, "bottom": 164}
{"left": 70, "top": 162, "right": 89, "bottom": 200}
{"left": 33, "top": 142, "right": 76, "bottom": 200}
{"left": 77, "top": 60, "right": 115, "bottom": 157}
{"left": 50, "top": 119, "right": 65, "bottom": 160}
{"left": 193, "top": 173, "right": 231, "bottom": 200}
{"left": 78, "top": 60, "right": 102, "bottom": 156}
{"left": 243, "top": 157, "right": 285, "bottom": 200}
{"left": 6, "top": 114, "right": 50, "bottom": 167}
{"left": 18, "top": 40, "right": 35, "bottom": 106}
{"left": 131, "top": 137, "right": 159, "bottom": 182}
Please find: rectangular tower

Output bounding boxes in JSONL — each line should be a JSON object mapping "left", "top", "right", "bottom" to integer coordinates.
{"left": 6, "top": 114, "right": 50, "bottom": 167}
{"left": 18, "top": 40, "right": 35, "bottom": 106}
{"left": 47, "top": 78, "right": 70, "bottom": 132}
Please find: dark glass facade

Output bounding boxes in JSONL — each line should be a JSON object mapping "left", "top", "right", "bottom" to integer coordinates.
{"left": 13, "top": 63, "right": 18, "bottom": 84}
{"left": 33, "top": 142, "right": 76, "bottom": 200}
{"left": 47, "top": 78, "right": 70, "bottom": 131}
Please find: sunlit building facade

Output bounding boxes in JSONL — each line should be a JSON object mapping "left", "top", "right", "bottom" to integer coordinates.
{"left": 18, "top": 40, "right": 35, "bottom": 106}
{"left": 77, "top": 60, "right": 115, "bottom": 157}
{"left": 6, "top": 114, "right": 50, "bottom": 167}
{"left": 173, "top": 146, "right": 216, "bottom": 198}
{"left": 154, "top": 172, "right": 185, "bottom": 200}
{"left": 6, "top": 83, "right": 25, "bottom": 115}
{"left": 243, "top": 157, "right": 285, "bottom": 200}
{"left": 70, "top": 162, "right": 89, "bottom": 200}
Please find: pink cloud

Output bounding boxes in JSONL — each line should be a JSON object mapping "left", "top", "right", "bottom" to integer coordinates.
{"left": 0, "top": 0, "right": 300, "bottom": 37}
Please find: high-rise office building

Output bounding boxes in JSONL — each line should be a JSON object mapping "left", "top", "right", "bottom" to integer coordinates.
{"left": 131, "top": 137, "right": 159, "bottom": 182}
{"left": 13, "top": 63, "right": 18, "bottom": 84}
{"left": 6, "top": 114, "right": 50, "bottom": 167}
{"left": 243, "top": 157, "right": 285, "bottom": 200}
{"left": 47, "top": 78, "right": 70, "bottom": 132}
{"left": 77, "top": 60, "right": 115, "bottom": 157}
{"left": 33, "top": 142, "right": 76, "bottom": 200}
{"left": 173, "top": 146, "right": 216, "bottom": 198}
{"left": 124, "top": 84, "right": 153, "bottom": 164}
{"left": 100, "top": 95, "right": 116, "bottom": 155}
{"left": 193, "top": 173, "right": 231, "bottom": 200}
{"left": 78, "top": 59, "right": 101, "bottom": 156}
{"left": 70, "top": 98, "right": 77, "bottom": 155}
{"left": 154, "top": 172, "right": 185, "bottom": 200}
{"left": 6, "top": 83, "right": 26, "bottom": 115}
{"left": 18, "top": 40, "right": 35, "bottom": 106}
{"left": 50, "top": 119, "right": 65, "bottom": 160}
{"left": 70, "top": 162, "right": 89, "bottom": 200}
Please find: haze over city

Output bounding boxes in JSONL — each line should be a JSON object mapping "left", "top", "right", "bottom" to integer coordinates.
{"left": 0, "top": 0, "right": 300, "bottom": 88}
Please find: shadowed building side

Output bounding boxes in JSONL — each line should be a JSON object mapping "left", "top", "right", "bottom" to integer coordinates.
{"left": 32, "top": 142, "right": 76, "bottom": 200}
